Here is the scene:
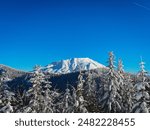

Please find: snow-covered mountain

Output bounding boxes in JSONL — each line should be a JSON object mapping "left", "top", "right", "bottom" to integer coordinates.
{"left": 42, "top": 58, "right": 106, "bottom": 74}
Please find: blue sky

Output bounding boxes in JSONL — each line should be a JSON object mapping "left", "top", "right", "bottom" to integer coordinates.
{"left": 0, "top": 0, "right": 150, "bottom": 72}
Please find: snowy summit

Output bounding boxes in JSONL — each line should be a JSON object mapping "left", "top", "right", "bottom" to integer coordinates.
{"left": 42, "top": 58, "right": 106, "bottom": 74}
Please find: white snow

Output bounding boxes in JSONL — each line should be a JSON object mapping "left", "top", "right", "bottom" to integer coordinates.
{"left": 135, "top": 82, "right": 145, "bottom": 91}
{"left": 42, "top": 58, "right": 106, "bottom": 74}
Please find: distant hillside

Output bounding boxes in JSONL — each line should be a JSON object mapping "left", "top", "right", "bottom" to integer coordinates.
{"left": 50, "top": 68, "right": 104, "bottom": 91}
{"left": 0, "top": 64, "right": 29, "bottom": 79}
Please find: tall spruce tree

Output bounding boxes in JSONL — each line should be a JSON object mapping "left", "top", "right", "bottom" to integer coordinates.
{"left": 99, "top": 52, "right": 122, "bottom": 113}
{"left": 84, "top": 71, "right": 98, "bottom": 112}
{"left": 0, "top": 70, "right": 14, "bottom": 113}
{"left": 117, "top": 59, "right": 129, "bottom": 112}
{"left": 74, "top": 71, "right": 88, "bottom": 113}
{"left": 117, "top": 59, "right": 124, "bottom": 87}
{"left": 132, "top": 59, "right": 150, "bottom": 113}
{"left": 61, "top": 84, "right": 74, "bottom": 113}
{"left": 24, "top": 65, "right": 58, "bottom": 113}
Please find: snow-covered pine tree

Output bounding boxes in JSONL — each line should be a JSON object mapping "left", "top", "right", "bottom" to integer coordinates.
{"left": 15, "top": 89, "right": 27, "bottom": 113}
{"left": 117, "top": 59, "right": 135, "bottom": 113}
{"left": 72, "top": 86, "right": 78, "bottom": 112}
{"left": 0, "top": 70, "right": 14, "bottom": 113}
{"left": 84, "top": 71, "right": 95, "bottom": 97}
{"left": 117, "top": 59, "right": 124, "bottom": 86}
{"left": 84, "top": 71, "right": 98, "bottom": 112}
{"left": 0, "top": 88, "right": 14, "bottom": 113}
{"left": 24, "top": 65, "right": 57, "bottom": 113}
{"left": 132, "top": 59, "right": 150, "bottom": 113}
{"left": 123, "top": 75, "right": 134, "bottom": 113}
{"left": 99, "top": 52, "right": 122, "bottom": 113}
{"left": 60, "top": 84, "right": 74, "bottom": 113}
{"left": 74, "top": 71, "right": 88, "bottom": 113}
{"left": 117, "top": 59, "right": 127, "bottom": 112}
{"left": 117, "top": 59, "right": 125, "bottom": 97}
{"left": 23, "top": 65, "right": 44, "bottom": 112}
{"left": 42, "top": 79, "right": 55, "bottom": 113}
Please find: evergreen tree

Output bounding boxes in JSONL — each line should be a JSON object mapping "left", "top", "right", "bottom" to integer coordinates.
{"left": 123, "top": 75, "right": 134, "bottom": 112}
{"left": 42, "top": 79, "right": 55, "bottom": 113}
{"left": 84, "top": 71, "right": 96, "bottom": 97}
{"left": 0, "top": 70, "right": 14, "bottom": 113}
{"left": 132, "top": 59, "right": 150, "bottom": 113}
{"left": 60, "top": 84, "right": 74, "bottom": 113}
{"left": 117, "top": 59, "right": 124, "bottom": 87}
{"left": 15, "top": 90, "right": 27, "bottom": 113}
{"left": 72, "top": 86, "right": 78, "bottom": 112}
{"left": 74, "top": 71, "right": 88, "bottom": 113}
{"left": 99, "top": 52, "right": 122, "bottom": 113}
{"left": 0, "top": 88, "right": 14, "bottom": 113}
{"left": 117, "top": 59, "right": 126, "bottom": 112}
{"left": 84, "top": 71, "right": 98, "bottom": 112}
{"left": 117, "top": 59, "right": 136, "bottom": 113}
{"left": 24, "top": 65, "right": 58, "bottom": 113}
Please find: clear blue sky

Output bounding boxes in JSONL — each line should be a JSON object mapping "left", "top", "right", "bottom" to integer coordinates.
{"left": 0, "top": 0, "right": 150, "bottom": 72}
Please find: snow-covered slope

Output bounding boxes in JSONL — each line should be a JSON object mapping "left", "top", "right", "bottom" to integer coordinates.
{"left": 42, "top": 58, "right": 106, "bottom": 74}
{"left": 0, "top": 64, "right": 27, "bottom": 79}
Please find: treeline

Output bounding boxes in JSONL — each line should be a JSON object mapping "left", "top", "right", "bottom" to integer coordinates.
{"left": 0, "top": 52, "right": 150, "bottom": 113}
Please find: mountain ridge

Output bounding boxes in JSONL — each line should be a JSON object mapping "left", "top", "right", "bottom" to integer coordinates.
{"left": 0, "top": 58, "right": 106, "bottom": 77}
{"left": 0, "top": 64, "right": 28, "bottom": 79}
{"left": 42, "top": 58, "right": 106, "bottom": 74}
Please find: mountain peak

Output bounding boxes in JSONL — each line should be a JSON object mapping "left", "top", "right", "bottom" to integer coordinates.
{"left": 42, "top": 58, "right": 106, "bottom": 74}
